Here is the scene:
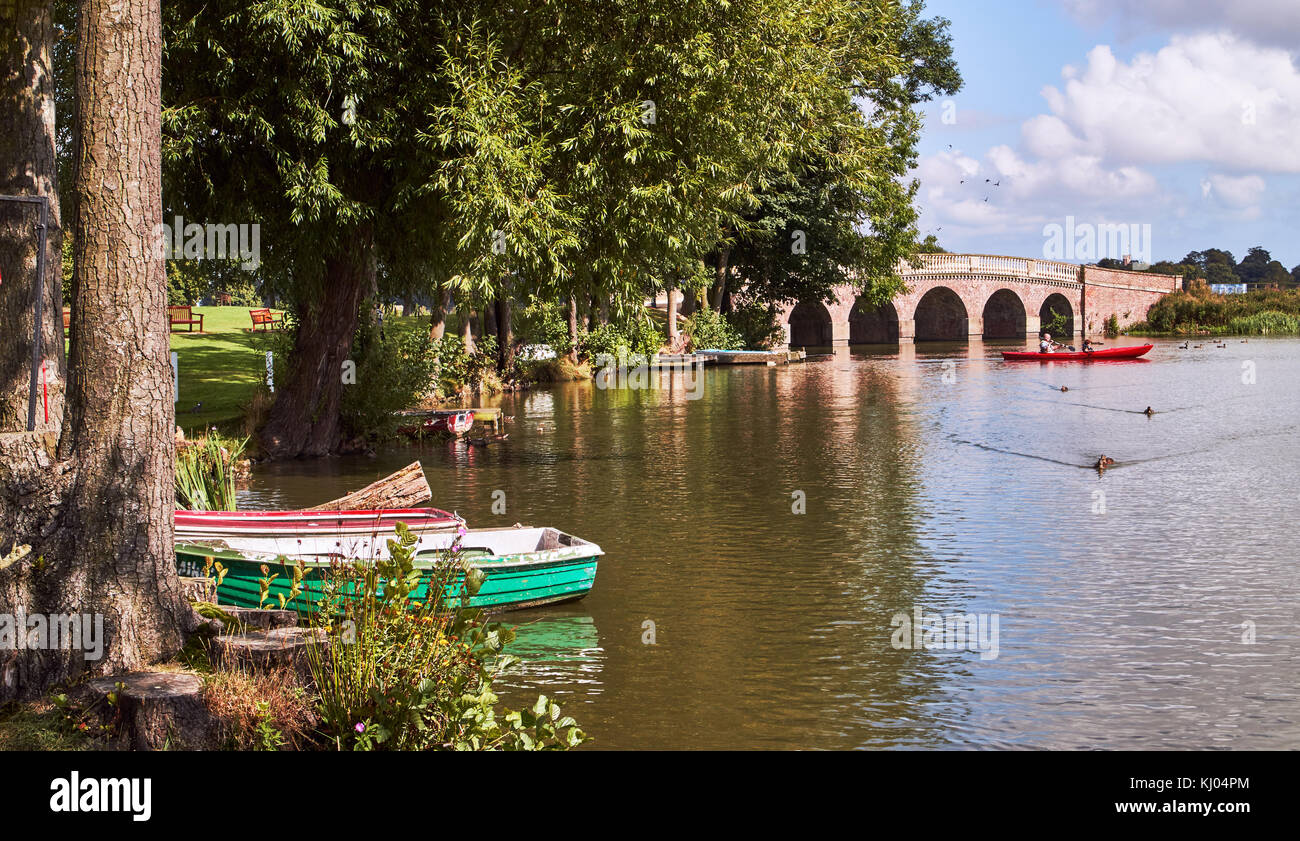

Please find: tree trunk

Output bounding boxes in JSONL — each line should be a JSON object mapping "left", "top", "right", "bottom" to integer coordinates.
{"left": 496, "top": 293, "right": 513, "bottom": 371}
{"left": 258, "top": 230, "right": 373, "bottom": 458}
{"left": 709, "top": 246, "right": 730, "bottom": 312}
{"left": 666, "top": 282, "right": 679, "bottom": 342}
{"left": 460, "top": 306, "right": 476, "bottom": 354}
{"left": 679, "top": 285, "right": 696, "bottom": 317}
{"left": 1, "top": 0, "right": 188, "bottom": 702}
{"left": 428, "top": 286, "right": 451, "bottom": 341}
{"left": 566, "top": 294, "right": 579, "bottom": 363}
{"left": 484, "top": 295, "right": 498, "bottom": 341}
{"left": 0, "top": 0, "right": 65, "bottom": 433}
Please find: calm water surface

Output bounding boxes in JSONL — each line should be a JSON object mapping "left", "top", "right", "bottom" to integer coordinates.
{"left": 241, "top": 337, "right": 1300, "bottom": 749}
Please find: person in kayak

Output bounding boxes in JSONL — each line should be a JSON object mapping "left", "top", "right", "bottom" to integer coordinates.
{"left": 1039, "top": 333, "right": 1057, "bottom": 353}
{"left": 1082, "top": 338, "right": 1095, "bottom": 352}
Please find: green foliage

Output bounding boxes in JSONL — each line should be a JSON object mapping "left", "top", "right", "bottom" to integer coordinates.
{"left": 175, "top": 432, "right": 248, "bottom": 511}
{"left": 1041, "top": 307, "right": 1069, "bottom": 337}
{"left": 726, "top": 300, "right": 784, "bottom": 350}
{"left": 1228, "top": 310, "right": 1300, "bottom": 334}
{"left": 684, "top": 307, "right": 744, "bottom": 351}
{"left": 1143, "top": 288, "right": 1300, "bottom": 333}
{"left": 340, "top": 318, "right": 438, "bottom": 438}
{"left": 580, "top": 318, "right": 665, "bottom": 362}
{"left": 513, "top": 298, "right": 570, "bottom": 350}
{"left": 432, "top": 333, "right": 499, "bottom": 395}
{"left": 304, "top": 523, "right": 584, "bottom": 751}
{"left": 1103, "top": 313, "right": 1120, "bottom": 339}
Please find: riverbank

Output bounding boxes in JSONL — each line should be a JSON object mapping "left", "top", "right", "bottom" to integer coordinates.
{"left": 1132, "top": 288, "right": 1300, "bottom": 336}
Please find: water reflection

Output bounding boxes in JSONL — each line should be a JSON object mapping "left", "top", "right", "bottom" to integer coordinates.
{"left": 240, "top": 338, "right": 1300, "bottom": 749}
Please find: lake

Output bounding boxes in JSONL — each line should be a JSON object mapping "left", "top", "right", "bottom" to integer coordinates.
{"left": 240, "top": 337, "right": 1300, "bottom": 749}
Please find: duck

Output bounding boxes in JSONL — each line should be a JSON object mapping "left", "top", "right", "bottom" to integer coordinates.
{"left": 1142, "top": 406, "right": 1155, "bottom": 416}
{"left": 1094, "top": 455, "right": 1115, "bottom": 471}
{"left": 1060, "top": 386, "right": 1069, "bottom": 392}
{"left": 1193, "top": 344, "right": 1203, "bottom": 349}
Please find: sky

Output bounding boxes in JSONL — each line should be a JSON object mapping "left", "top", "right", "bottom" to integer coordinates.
{"left": 912, "top": 0, "right": 1300, "bottom": 268}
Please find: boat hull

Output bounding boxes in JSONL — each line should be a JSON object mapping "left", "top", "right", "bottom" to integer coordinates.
{"left": 1001, "top": 344, "right": 1153, "bottom": 361}
{"left": 176, "top": 527, "right": 601, "bottom": 614}
{"left": 175, "top": 508, "right": 462, "bottom": 541}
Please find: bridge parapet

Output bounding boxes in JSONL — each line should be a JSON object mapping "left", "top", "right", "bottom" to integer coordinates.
{"left": 899, "top": 253, "right": 1081, "bottom": 284}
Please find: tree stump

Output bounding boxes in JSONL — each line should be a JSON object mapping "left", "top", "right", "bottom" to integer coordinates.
{"left": 211, "top": 627, "right": 328, "bottom": 681}
{"left": 179, "top": 576, "right": 216, "bottom": 603}
{"left": 217, "top": 606, "right": 298, "bottom": 631}
{"left": 86, "top": 672, "right": 215, "bottom": 750}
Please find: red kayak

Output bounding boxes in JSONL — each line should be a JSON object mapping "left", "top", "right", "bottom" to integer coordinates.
{"left": 1001, "top": 344, "right": 1153, "bottom": 361}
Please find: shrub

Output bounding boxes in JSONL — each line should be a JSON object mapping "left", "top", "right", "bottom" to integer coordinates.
{"left": 202, "top": 666, "right": 317, "bottom": 751}
{"left": 432, "top": 333, "right": 499, "bottom": 396}
{"left": 1041, "top": 306, "right": 1069, "bottom": 336}
{"left": 304, "top": 524, "right": 585, "bottom": 751}
{"left": 580, "top": 318, "right": 664, "bottom": 362}
{"left": 340, "top": 319, "right": 438, "bottom": 438}
{"left": 726, "top": 300, "right": 784, "bottom": 349}
{"left": 513, "top": 299, "right": 570, "bottom": 352}
{"left": 1104, "top": 313, "right": 1120, "bottom": 338}
{"left": 683, "top": 307, "right": 743, "bottom": 351}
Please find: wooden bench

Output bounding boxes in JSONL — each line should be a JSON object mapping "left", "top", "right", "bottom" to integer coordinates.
{"left": 168, "top": 305, "right": 204, "bottom": 333}
{"left": 249, "top": 308, "right": 285, "bottom": 331}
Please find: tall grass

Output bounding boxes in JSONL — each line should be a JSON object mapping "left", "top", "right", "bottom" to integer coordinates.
{"left": 175, "top": 432, "right": 248, "bottom": 511}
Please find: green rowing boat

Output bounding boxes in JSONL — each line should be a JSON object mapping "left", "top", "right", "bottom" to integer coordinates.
{"left": 176, "top": 525, "right": 601, "bottom": 614}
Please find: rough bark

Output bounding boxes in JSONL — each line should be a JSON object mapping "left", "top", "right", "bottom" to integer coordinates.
{"left": 258, "top": 230, "right": 374, "bottom": 458}
{"left": 306, "top": 461, "right": 431, "bottom": 510}
{"left": 566, "top": 294, "right": 579, "bottom": 363}
{"left": 0, "top": 0, "right": 65, "bottom": 433}
{"left": 0, "top": 0, "right": 188, "bottom": 703}
{"left": 709, "top": 247, "right": 730, "bottom": 312}
{"left": 428, "top": 286, "right": 451, "bottom": 342}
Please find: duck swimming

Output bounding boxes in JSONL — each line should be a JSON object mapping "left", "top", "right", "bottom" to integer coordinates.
{"left": 1094, "top": 455, "right": 1115, "bottom": 471}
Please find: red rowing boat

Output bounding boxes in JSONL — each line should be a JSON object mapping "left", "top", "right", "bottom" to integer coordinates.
{"left": 1001, "top": 344, "right": 1153, "bottom": 361}
{"left": 175, "top": 508, "right": 463, "bottom": 540}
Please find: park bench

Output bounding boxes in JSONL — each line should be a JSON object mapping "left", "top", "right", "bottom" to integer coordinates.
{"left": 249, "top": 308, "right": 285, "bottom": 331}
{"left": 168, "top": 305, "right": 204, "bottom": 333}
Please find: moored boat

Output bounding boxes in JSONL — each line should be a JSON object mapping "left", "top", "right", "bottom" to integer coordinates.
{"left": 1001, "top": 344, "right": 1153, "bottom": 361}
{"left": 176, "top": 507, "right": 463, "bottom": 537}
{"left": 176, "top": 525, "right": 602, "bottom": 613}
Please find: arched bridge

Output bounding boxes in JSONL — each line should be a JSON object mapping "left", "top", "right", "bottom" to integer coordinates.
{"left": 776, "top": 253, "right": 1181, "bottom": 348}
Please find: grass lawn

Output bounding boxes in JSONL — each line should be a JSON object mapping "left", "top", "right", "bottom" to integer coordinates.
{"left": 171, "top": 306, "right": 282, "bottom": 433}
{"left": 168, "top": 306, "right": 448, "bottom": 434}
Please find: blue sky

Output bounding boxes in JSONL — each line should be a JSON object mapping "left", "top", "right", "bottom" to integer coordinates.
{"left": 912, "top": 0, "right": 1300, "bottom": 269}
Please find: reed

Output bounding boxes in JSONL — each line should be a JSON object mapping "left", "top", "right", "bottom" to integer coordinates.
{"left": 175, "top": 432, "right": 248, "bottom": 511}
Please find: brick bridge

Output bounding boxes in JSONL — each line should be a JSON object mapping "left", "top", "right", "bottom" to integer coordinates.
{"left": 775, "top": 253, "right": 1182, "bottom": 348}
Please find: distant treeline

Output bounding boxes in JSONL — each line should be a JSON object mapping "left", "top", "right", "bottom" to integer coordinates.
{"left": 1099, "top": 246, "right": 1298, "bottom": 290}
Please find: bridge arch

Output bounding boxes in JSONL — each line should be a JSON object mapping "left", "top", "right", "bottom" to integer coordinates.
{"left": 913, "top": 286, "right": 968, "bottom": 342}
{"left": 849, "top": 298, "right": 899, "bottom": 344}
{"left": 787, "top": 300, "right": 834, "bottom": 347}
{"left": 1039, "top": 292, "right": 1075, "bottom": 338}
{"left": 981, "top": 288, "right": 1027, "bottom": 339}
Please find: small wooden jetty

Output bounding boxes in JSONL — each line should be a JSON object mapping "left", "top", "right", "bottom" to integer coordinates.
{"left": 693, "top": 349, "right": 807, "bottom": 366}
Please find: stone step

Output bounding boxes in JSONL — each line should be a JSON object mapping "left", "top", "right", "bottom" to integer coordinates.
{"left": 86, "top": 671, "right": 215, "bottom": 750}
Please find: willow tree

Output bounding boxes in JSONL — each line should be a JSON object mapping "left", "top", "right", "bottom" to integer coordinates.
{"left": 0, "top": 0, "right": 188, "bottom": 702}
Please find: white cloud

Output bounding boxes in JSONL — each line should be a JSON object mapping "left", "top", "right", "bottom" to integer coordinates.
{"left": 1060, "top": 0, "right": 1300, "bottom": 51}
{"left": 1038, "top": 35, "right": 1300, "bottom": 173}
{"left": 1207, "top": 173, "right": 1266, "bottom": 211}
